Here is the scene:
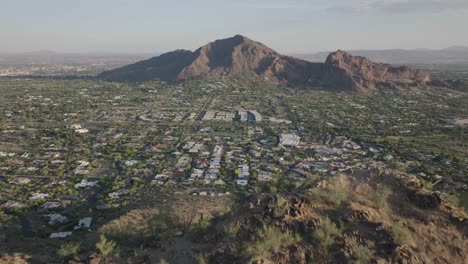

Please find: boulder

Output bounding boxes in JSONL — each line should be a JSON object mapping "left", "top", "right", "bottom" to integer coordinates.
{"left": 407, "top": 190, "right": 441, "bottom": 209}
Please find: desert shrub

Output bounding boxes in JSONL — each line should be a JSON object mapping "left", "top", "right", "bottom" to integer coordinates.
{"left": 96, "top": 234, "right": 119, "bottom": 260}
{"left": 0, "top": 210, "right": 11, "bottom": 222}
{"left": 101, "top": 206, "right": 182, "bottom": 245}
{"left": 328, "top": 184, "right": 348, "bottom": 206}
{"left": 194, "top": 253, "right": 209, "bottom": 264}
{"left": 245, "top": 225, "right": 300, "bottom": 261}
{"left": 146, "top": 206, "right": 179, "bottom": 241}
{"left": 176, "top": 209, "right": 197, "bottom": 233}
{"left": 57, "top": 242, "right": 80, "bottom": 259}
{"left": 351, "top": 245, "right": 372, "bottom": 264}
{"left": 132, "top": 246, "right": 149, "bottom": 262}
{"left": 368, "top": 186, "right": 392, "bottom": 207}
{"left": 187, "top": 217, "right": 210, "bottom": 241}
{"left": 302, "top": 174, "right": 319, "bottom": 188}
{"left": 268, "top": 196, "right": 289, "bottom": 218}
{"left": 390, "top": 222, "right": 410, "bottom": 244}
{"left": 405, "top": 219, "right": 417, "bottom": 230}
{"left": 223, "top": 222, "right": 240, "bottom": 238}
{"left": 158, "top": 259, "right": 169, "bottom": 264}
{"left": 308, "top": 179, "right": 348, "bottom": 206}
{"left": 313, "top": 217, "right": 342, "bottom": 251}
{"left": 100, "top": 209, "right": 157, "bottom": 245}
{"left": 421, "top": 180, "right": 434, "bottom": 190}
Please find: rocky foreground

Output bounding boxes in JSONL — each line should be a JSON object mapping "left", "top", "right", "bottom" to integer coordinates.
{"left": 32, "top": 168, "right": 466, "bottom": 264}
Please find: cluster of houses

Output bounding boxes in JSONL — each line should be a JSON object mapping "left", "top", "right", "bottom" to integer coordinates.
{"left": 201, "top": 109, "right": 263, "bottom": 124}
{"left": 1, "top": 84, "right": 464, "bottom": 246}
{"left": 202, "top": 111, "right": 235, "bottom": 122}
{"left": 236, "top": 163, "right": 250, "bottom": 186}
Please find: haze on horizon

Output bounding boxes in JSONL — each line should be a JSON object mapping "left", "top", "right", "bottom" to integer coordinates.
{"left": 1, "top": 0, "right": 467, "bottom": 54}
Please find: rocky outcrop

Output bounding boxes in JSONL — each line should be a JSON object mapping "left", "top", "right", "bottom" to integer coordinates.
{"left": 98, "top": 35, "right": 432, "bottom": 93}
{"left": 407, "top": 189, "right": 441, "bottom": 209}
{"left": 323, "top": 50, "right": 431, "bottom": 93}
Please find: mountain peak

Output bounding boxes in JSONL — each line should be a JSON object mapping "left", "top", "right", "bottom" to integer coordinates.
{"left": 232, "top": 34, "right": 249, "bottom": 40}
{"left": 200, "top": 34, "right": 272, "bottom": 53}
{"left": 325, "top": 50, "right": 356, "bottom": 65}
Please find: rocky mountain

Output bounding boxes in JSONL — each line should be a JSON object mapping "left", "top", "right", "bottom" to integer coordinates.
{"left": 323, "top": 50, "right": 431, "bottom": 92}
{"left": 98, "top": 35, "right": 432, "bottom": 92}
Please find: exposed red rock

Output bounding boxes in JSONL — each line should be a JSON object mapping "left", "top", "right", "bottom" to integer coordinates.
{"left": 324, "top": 50, "right": 431, "bottom": 92}
{"left": 98, "top": 35, "right": 433, "bottom": 93}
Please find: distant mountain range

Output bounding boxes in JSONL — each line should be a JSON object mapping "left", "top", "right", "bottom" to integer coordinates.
{"left": 3, "top": 46, "right": 468, "bottom": 64}
{"left": 295, "top": 46, "right": 468, "bottom": 64}
{"left": 98, "top": 35, "right": 433, "bottom": 93}
{"left": 0, "top": 50, "right": 157, "bottom": 58}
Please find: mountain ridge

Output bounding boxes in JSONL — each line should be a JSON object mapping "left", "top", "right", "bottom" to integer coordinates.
{"left": 98, "top": 35, "right": 432, "bottom": 93}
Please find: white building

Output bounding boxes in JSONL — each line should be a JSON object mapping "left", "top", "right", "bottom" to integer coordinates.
{"left": 29, "top": 193, "right": 49, "bottom": 200}
{"left": 75, "top": 179, "right": 99, "bottom": 189}
{"left": 279, "top": 134, "right": 301, "bottom": 147}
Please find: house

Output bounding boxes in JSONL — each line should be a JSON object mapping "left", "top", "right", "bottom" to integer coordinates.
{"left": 8, "top": 177, "right": 31, "bottom": 185}
{"left": 75, "top": 179, "right": 99, "bottom": 189}
{"left": 44, "top": 214, "right": 69, "bottom": 225}
{"left": 37, "top": 201, "right": 62, "bottom": 212}
{"left": 75, "top": 129, "right": 89, "bottom": 133}
{"left": 74, "top": 217, "right": 92, "bottom": 230}
{"left": 175, "top": 155, "right": 191, "bottom": 169}
{"left": 74, "top": 168, "right": 90, "bottom": 175}
{"left": 151, "top": 173, "right": 169, "bottom": 184}
{"left": 189, "top": 143, "right": 203, "bottom": 153}
{"left": 124, "top": 160, "right": 138, "bottom": 166}
{"left": 29, "top": 193, "right": 49, "bottom": 200}
{"left": 190, "top": 168, "right": 204, "bottom": 179}
{"left": 258, "top": 170, "right": 273, "bottom": 182}
{"left": 50, "top": 231, "right": 72, "bottom": 239}
{"left": 1, "top": 201, "right": 26, "bottom": 209}
{"left": 206, "top": 168, "right": 219, "bottom": 180}
{"left": 109, "top": 189, "right": 129, "bottom": 199}
{"left": 237, "top": 179, "right": 248, "bottom": 186}
{"left": 213, "top": 179, "right": 226, "bottom": 185}
{"left": 279, "top": 134, "right": 301, "bottom": 147}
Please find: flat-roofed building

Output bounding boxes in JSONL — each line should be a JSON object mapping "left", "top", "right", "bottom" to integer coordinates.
{"left": 279, "top": 134, "right": 301, "bottom": 147}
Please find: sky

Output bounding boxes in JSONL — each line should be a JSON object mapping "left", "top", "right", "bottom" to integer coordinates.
{"left": 1, "top": 0, "right": 467, "bottom": 54}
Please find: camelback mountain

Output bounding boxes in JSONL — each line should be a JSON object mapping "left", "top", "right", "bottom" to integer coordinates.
{"left": 98, "top": 35, "right": 431, "bottom": 92}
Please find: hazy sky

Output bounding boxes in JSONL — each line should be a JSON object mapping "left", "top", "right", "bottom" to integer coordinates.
{"left": 1, "top": 0, "right": 467, "bottom": 54}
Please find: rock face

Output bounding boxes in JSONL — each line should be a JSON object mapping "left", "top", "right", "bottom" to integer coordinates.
{"left": 323, "top": 50, "right": 431, "bottom": 93}
{"left": 98, "top": 35, "right": 432, "bottom": 92}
